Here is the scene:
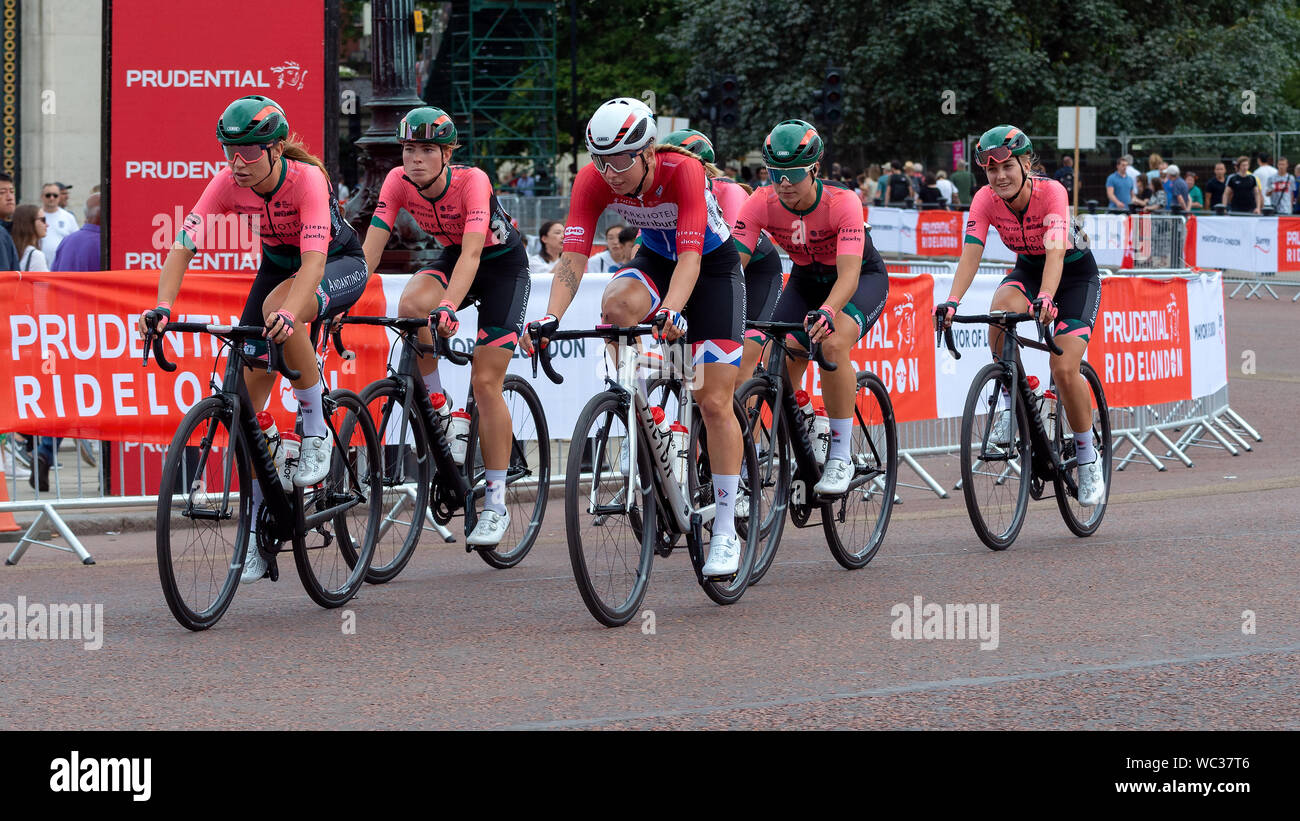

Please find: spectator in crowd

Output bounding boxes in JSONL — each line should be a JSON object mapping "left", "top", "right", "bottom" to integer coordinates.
{"left": 528, "top": 219, "right": 563, "bottom": 273}
{"left": 1266, "top": 156, "right": 1294, "bottom": 215}
{"left": 883, "top": 161, "right": 912, "bottom": 206}
{"left": 586, "top": 224, "right": 636, "bottom": 273}
{"left": 11, "top": 204, "right": 49, "bottom": 271}
{"left": 0, "top": 217, "right": 17, "bottom": 270}
{"left": 1162, "top": 164, "right": 1190, "bottom": 212}
{"left": 830, "top": 161, "right": 842, "bottom": 180}
{"left": 917, "top": 172, "right": 943, "bottom": 206}
{"left": 514, "top": 169, "right": 536, "bottom": 197}
{"left": 1224, "top": 155, "right": 1262, "bottom": 214}
{"left": 934, "top": 169, "right": 956, "bottom": 206}
{"left": 949, "top": 158, "right": 974, "bottom": 203}
{"left": 754, "top": 166, "right": 771, "bottom": 187}
{"left": 39, "top": 182, "right": 78, "bottom": 260}
{"left": 1145, "top": 153, "right": 1165, "bottom": 186}
{"left": 1106, "top": 156, "right": 1134, "bottom": 210}
{"left": 1204, "top": 162, "right": 1227, "bottom": 209}
{"left": 1253, "top": 153, "right": 1278, "bottom": 194}
{"left": 908, "top": 161, "right": 924, "bottom": 196}
{"left": 861, "top": 164, "right": 881, "bottom": 204}
{"left": 740, "top": 165, "right": 754, "bottom": 184}
{"left": 57, "top": 182, "right": 73, "bottom": 210}
{"left": 1121, "top": 153, "right": 1140, "bottom": 185}
{"left": 1185, "top": 171, "right": 1204, "bottom": 209}
{"left": 1053, "top": 155, "right": 1075, "bottom": 204}
{"left": 1132, "top": 175, "right": 1151, "bottom": 210}
{"left": 854, "top": 173, "right": 870, "bottom": 204}
{"left": 0, "top": 172, "right": 15, "bottom": 231}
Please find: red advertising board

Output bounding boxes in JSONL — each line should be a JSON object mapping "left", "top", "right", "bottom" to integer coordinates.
{"left": 1277, "top": 217, "right": 1300, "bottom": 272}
{"left": 1088, "top": 277, "right": 1192, "bottom": 407}
{"left": 108, "top": 0, "right": 325, "bottom": 271}
{"left": 916, "top": 211, "right": 963, "bottom": 256}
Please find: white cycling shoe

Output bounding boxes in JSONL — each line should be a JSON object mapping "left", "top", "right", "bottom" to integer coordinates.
{"left": 467, "top": 509, "right": 511, "bottom": 547}
{"left": 293, "top": 435, "right": 332, "bottom": 487}
{"left": 1077, "top": 459, "right": 1105, "bottom": 507}
{"left": 240, "top": 535, "right": 267, "bottom": 584}
{"left": 814, "top": 458, "right": 853, "bottom": 496}
{"left": 988, "top": 409, "right": 1012, "bottom": 446}
{"left": 702, "top": 532, "right": 740, "bottom": 577}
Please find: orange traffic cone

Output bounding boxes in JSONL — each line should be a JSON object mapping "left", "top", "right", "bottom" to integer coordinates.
{"left": 0, "top": 456, "right": 20, "bottom": 531}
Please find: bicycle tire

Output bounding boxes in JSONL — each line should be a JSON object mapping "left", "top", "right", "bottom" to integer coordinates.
{"left": 687, "top": 396, "right": 760, "bottom": 606}
{"left": 960, "top": 363, "right": 1032, "bottom": 550}
{"left": 822, "top": 371, "right": 898, "bottom": 569}
{"left": 735, "top": 377, "right": 791, "bottom": 584}
{"left": 1054, "top": 361, "right": 1112, "bottom": 536}
{"left": 294, "top": 389, "right": 383, "bottom": 608}
{"left": 156, "top": 396, "right": 249, "bottom": 631}
{"left": 465, "top": 375, "right": 551, "bottom": 569}
{"left": 565, "top": 391, "right": 656, "bottom": 627}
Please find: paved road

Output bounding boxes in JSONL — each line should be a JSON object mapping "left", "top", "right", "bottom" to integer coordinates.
{"left": 3, "top": 295, "right": 1297, "bottom": 730}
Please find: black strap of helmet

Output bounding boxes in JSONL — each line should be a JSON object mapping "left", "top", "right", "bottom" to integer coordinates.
{"left": 630, "top": 149, "right": 653, "bottom": 197}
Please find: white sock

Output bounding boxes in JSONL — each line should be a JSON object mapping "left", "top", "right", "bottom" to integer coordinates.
{"left": 712, "top": 473, "right": 739, "bottom": 537}
{"left": 828, "top": 417, "right": 852, "bottom": 462}
{"left": 295, "top": 382, "right": 326, "bottom": 438}
{"left": 997, "top": 386, "right": 1011, "bottom": 411}
{"left": 485, "top": 469, "right": 507, "bottom": 515}
{"left": 1075, "top": 430, "right": 1096, "bottom": 464}
{"left": 422, "top": 368, "right": 443, "bottom": 398}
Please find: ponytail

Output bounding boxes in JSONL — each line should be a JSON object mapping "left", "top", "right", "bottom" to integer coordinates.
{"left": 280, "top": 133, "right": 331, "bottom": 185}
{"left": 654, "top": 143, "right": 726, "bottom": 180}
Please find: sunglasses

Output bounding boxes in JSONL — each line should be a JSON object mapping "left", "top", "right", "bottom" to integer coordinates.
{"left": 223, "top": 143, "right": 269, "bottom": 164}
{"left": 975, "top": 145, "right": 1015, "bottom": 168}
{"left": 43, "top": 192, "right": 59, "bottom": 198}
{"left": 767, "top": 165, "right": 815, "bottom": 185}
{"left": 593, "top": 150, "right": 643, "bottom": 174}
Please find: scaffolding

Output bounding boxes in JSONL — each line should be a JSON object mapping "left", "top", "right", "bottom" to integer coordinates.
{"left": 446, "top": 0, "right": 557, "bottom": 193}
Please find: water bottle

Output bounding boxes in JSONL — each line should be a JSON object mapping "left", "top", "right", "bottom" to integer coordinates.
{"left": 1027, "top": 376, "right": 1050, "bottom": 436}
{"left": 256, "top": 411, "right": 286, "bottom": 476}
{"left": 669, "top": 422, "right": 689, "bottom": 485}
{"left": 429, "top": 391, "right": 452, "bottom": 435}
{"left": 649, "top": 406, "right": 674, "bottom": 475}
{"left": 1042, "top": 386, "right": 1058, "bottom": 442}
{"left": 794, "top": 390, "right": 818, "bottom": 457}
{"left": 278, "top": 432, "right": 301, "bottom": 491}
{"left": 447, "top": 410, "right": 472, "bottom": 465}
{"left": 812, "top": 408, "right": 831, "bottom": 466}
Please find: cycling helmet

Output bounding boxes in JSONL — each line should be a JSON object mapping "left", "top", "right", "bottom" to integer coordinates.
{"left": 217, "top": 95, "right": 289, "bottom": 145}
{"left": 974, "top": 125, "right": 1032, "bottom": 168}
{"left": 662, "top": 129, "right": 715, "bottom": 164}
{"left": 762, "top": 120, "right": 824, "bottom": 168}
{"left": 585, "top": 97, "right": 656, "bottom": 156}
{"left": 398, "top": 107, "right": 457, "bottom": 144}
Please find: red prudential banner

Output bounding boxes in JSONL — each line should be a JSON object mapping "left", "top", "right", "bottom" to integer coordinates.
{"left": 108, "top": 0, "right": 325, "bottom": 272}
{"left": 1088, "top": 277, "right": 1192, "bottom": 407}
{"left": 915, "top": 211, "right": 963, "bottom": 256}
{"left": 0, "top": 272, "right": 389, "bottom": 444}
{"left": 1277, "top": 217, "right": 1300, "bottom": 272}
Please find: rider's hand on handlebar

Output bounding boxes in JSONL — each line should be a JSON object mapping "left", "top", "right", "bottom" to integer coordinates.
{"left": 934, "top": 298, "right": 959, "bottom": 330}
{"left": 137, "top": 303, "right": 171, "bottom": 338}
{"left": 520, "top": 313, "right": 559, "bottom": 356}
{"left": 264, "top": 308, "right": 296, "bottom": 344}
{"left": 804, "top": 304, "right": 835, "bottom": 344}
{"left": 429, "top": 300, "right": 460, "bottom": 338}
{"left": 1032, "top": 291, "right": 1058, "bottom": 326}
{"left": 652, "top": 307, "right": 687, "bottom": 342}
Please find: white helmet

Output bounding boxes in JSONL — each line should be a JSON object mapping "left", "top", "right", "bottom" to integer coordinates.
{"left": 585, "top": 97, "right": 656, "bottom": 156}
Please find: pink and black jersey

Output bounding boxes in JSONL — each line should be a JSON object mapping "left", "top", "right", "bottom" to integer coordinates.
{"left": 371, "top": 165, "right": 521, "bottom": 251}
{"left": 732, "top": 180, "right": 865, "bottom": 266}
{"left": 563, "top": 152, "right": 730, "bottom": 260}
{"left": 964, "top": 176, "right": 1085, "bottom": 259}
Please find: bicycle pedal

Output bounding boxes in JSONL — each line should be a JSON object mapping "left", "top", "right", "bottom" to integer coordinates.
{"left": 704, "top": 572, "right": 737, "bottom": 583}
{"left": 268, "top": 558, "right": 280, "bottom": 583}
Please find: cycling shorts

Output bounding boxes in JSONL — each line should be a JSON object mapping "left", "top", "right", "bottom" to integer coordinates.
{"left": 998, "top": 250, "right": 1101, "bottom": 343}
{"left": 419, "top": 242, "right": 531, "bottom": 350}
{"left": 775, "top": 255, "right": 890, "bottom": 350}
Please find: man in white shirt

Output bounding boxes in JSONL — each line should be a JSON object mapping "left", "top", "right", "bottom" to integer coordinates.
{"left": 934, "top": 170, "right": 957, "bottom": 206}
{"left": 39, "top": 182, "right": 78, "bottom": 259}
{"left": 586, "top": 224, "right": 636, "bottom": 273}
{"left": 1122, "top": 154, "right": 1140, "bottom": 185}
{"left": 1253, "top": 154, "right": 1278, "bottom": 195}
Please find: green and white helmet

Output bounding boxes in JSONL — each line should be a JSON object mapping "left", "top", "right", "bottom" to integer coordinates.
{"left": 975, "top": 125, "right": 1032, "bottom": 168}
{"left": 398, "top": 107, "right": 458, "bottom": 143}
{"left": 662, "top": 129, "right": 715, "bottom": 164}
{"left": 216, "top": 95, "right": 289, "bottom": 145}
{"left": 762, "top": 120, "right": 823, "bottom": 168}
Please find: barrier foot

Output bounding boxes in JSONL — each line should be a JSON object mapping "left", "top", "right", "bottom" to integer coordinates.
{"left": 1221, "top": 407, "right": 1262, "bottom": 442}
{"left": 900, "top": 451, "right": 948, "bottom": 499}
{"left": 1116, "top": 432, "right": 1165, "bottom": 472}
{"left": 1292, "top": 289, "right": 1299, "bottom": 302}
{"left": 1212, "top": 415, "right": 1253, "bottom": 453}
{"left": 1229, "top": 281, "right": 1249, "bottom": 298}
{"left": 1150, "top": 428, "right": 1194, "bottom": 467}
{"left": 5, "top": 505, "right": 94, "bottom": 565}
{"left": 1199, "top": 417, "right": 1239, "bottom": 455}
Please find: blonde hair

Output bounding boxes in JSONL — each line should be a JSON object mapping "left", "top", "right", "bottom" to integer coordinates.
{"left": 280, "top": 133, "right": 331, "bottom": 185}
{"left": 654, "top": 143, "right": 725, "bottom": 180}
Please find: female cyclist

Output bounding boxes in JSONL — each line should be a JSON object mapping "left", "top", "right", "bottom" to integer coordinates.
{"left": 731, "top": 119, "right": 890, "bottom": 498}
{"left": 361, "top": 106, "right": 530, "bottom": 547}
{"left": 518, "top": 97, "right": 747, "bottom": 577}
{"left": 660, "top": 128, "right": 783, "bottom": 388}
{"left": 137, "top": 95, "right": 370, "bottom": 583}
{"left": 934, "top": 125, "right": 1104, "bottom": 506}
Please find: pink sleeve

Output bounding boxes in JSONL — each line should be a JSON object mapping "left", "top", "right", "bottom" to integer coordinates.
{"left": 830, "top": 190, "right": 865, "bottom": 258}
{"left": 370, "top": 167, "right": 407, "bottom": 232}
{"left": 731, "top": 190, "right": 766, "bottom": 254}
{"left": 1042, "top": 179, "right": 1073, "bottom": 250}
{"left": 178, "top": 169, "right": 235, "bottom": 250}
{"left": 560, "top": 165, "right": 610, "bottom": 257}
{"left": 964, "top": 187, "right": 992, "bottom": 246}
{"left": 461, "top": 167, "right": 493, "bottom": 238}
{"left": 295, "top": 164, "right": 332, "bottom": 255}
{"left": 713, "top": 178, "right": 748, "bottom": 227}
{"left": 669, "top": 157, "right": 707, "bottom": 256}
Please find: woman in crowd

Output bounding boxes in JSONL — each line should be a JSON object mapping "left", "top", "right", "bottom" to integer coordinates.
{"left": 529, "top": 219, "right": 563, "bottom": 273}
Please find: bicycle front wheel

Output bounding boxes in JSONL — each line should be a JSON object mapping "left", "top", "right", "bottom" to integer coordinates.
{"left": 295, "top": 389, "right": 383, "bottom": 608}
{"left": 465, "top": 375, "right": 551, "bottom": 569}
{"left": 157, "top": 396, "right": 249, "bottom": 631}
{"left": 566, "top": 391, "right": 656, "bottom": 627}
{"left": 687, "top": 396, "right": 760, "bottom": 606}
{"left": 735, "top": 377, "right": 791, "bottom": 584}
{"left": 1054, "top": 361, "right": 1112, "bottom": 536}
{"left": 960, "top": 364, "right": 1032, "bottom": 550}
{"left": 822, "top": 372, "right": 898, "bottom": 569}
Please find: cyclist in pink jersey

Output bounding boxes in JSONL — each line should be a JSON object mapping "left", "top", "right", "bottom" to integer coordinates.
{"left": 935, "top": 125, "right": 1104, "bottom": 506}
{"left": 731, "top": 120, "right": 890, "bottom": 497}
{"left": 661, "top": 129, "right": 783, "bottom": 389}
{"left": 136, "top": 95, "right": 369, "bottom": 584}
{"left": 518, "top": 97, "right": 747, "bottom": 578}
{"left": 361, "top": 107, "right": 529, "bottom": 547}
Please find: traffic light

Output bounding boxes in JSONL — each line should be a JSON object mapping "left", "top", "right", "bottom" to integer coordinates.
{"left": 815, "top": 66, "right": 844, "bottom": 125}
{"left": 718, "top": 74, "right": 740, "bottom": 130}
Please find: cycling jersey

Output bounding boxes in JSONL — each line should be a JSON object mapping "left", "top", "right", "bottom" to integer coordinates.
{"left": 712, "top": 176, "right": 775, "bottom": 261}
{"left": 964, "top": 175, "right": 1088, "bottom": 262}
{"left": 179, "top": 159, "right": 355, "bottom": 270}
{"left": 371, "top": 165, "right": 521, "bottom": 254}
{"left": 563, "top": 151, "right": 730, "bottom": 260}
{"left": 732, "top": 180, "right": 865, "bottom": 266}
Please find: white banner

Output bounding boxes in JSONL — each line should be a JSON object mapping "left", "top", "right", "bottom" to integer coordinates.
{"left": 1079, "top": 213, "right": 1128, "bottom": 268}
{"left": 1187, "top": 272, "right": 1228, "bottom": 399}
{"left": 866, "top": 208, "right": 919, "bottom": 256}
{"left": 1194, "top": 216, "right": 1276, "bottom": 272}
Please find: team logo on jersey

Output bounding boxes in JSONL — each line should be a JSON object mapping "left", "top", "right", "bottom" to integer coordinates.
{"left": 563, "top": 225, "right": 585, "bottom": 239}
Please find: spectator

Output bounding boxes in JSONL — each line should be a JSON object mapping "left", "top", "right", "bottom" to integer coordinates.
{"left": 830, "top": 161, "right": 842, "bottom": 180}
{"left": 39, "top": 182, "right": 78, "bottom": 260}
{"left": 917, "top": 172, "right": 943, "bottom": 206}
{"left": 883, "top": 161, "right": 912, "bottom": 205}
{"left": 1185, "top": 171, "right": 1204, "bottom": 210}
{"left": 1224, "top": 155, "right": 1262, "bottom": 214}
{"left": 861, "top": 164, "right": 881, "bottom": 204}
{"left": 754, "top": 166, "right": 771, "bottom": 188}
{"left": 1253, "top": 153, "right": 1278, "bottom": 194}
{"left": 740, "top": 165, "right": 754, "bottom": 184}
{"left": 0, "top": 172, "right": 15, "bottom": 231}
{"left": 1122, "top": 153, "right": 1140, "bottom": 185}
{"left": 586, "top": 224, "right": 635, "bottom": 273}
{"left": 1145, "top": 153, "right": 1163, "bottom": 185}
{"left": 1132, "top": 175, "right": 1151, "bottom": 210}
{"left": 949, "top": 159, "right": 974, "bottom": 204}
{"left": 514, "top": 169, "right": 536, "bottom": 197}
{"left": 1162, "top": 164, "right": 1190, "bottom": 212}
{"left": 1053, "top": 155, "right": 1075, "bottom": 204}
{"left": 1106, "top": 156, "right": 1134, "bottom": 210}
{"left": 528, "top": 219, "right": 563, "bottom": 273}
{"left": 934, "top": 169, "right": 956, "bottom": 206}
{"left": 1266, "top": 157, "right": 1294, "bottom": 215}
{"left": 11, "top": 204, "right": 49, "bottom": 271}
{"left": 1204, "top": 162, "right": 1228, "bottom": 209}
{"left": 56, "top": 182, "right": 73, "bottom": 210}
{"left": 908, "top": 161, "right": 924, "bottom": 196}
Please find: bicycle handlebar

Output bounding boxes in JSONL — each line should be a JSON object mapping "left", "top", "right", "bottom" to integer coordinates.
{"left": 338, "top": 315, "right": 472, "bottom": 366}
{"left": 141, "top": 320, "right": 301, "bottom": 381}
{"left": 530, "top": 323, "right": 665, "bottom": 386}
{"left": 743, "top": 320, "right": 838, "bottom": 371}
{"left": 933, "top": 311, "right": 1063, "bottom": 358}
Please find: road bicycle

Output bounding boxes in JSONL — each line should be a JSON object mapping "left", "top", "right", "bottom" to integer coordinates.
{"left": 937, "top": 310, "right": 1112, "bottom": 549}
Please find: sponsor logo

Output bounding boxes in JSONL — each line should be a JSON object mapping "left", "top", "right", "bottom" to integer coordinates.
{"left": 893, "top": 293, "right": 916, "bottom": 348}
{"left": 270, "top": 60, "right": 308, "bottom": 91}
{"left": 562, "top": 225, "right": 585, "bottom": 239}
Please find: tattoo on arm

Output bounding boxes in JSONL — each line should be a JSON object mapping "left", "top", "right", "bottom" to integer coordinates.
{"left": 555, "top": 258, "right": 580, "bottom": 299}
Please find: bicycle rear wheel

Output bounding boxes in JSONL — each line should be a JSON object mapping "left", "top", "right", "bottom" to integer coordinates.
{"left": 822, "top": 372, "right": 898, "bottom": 569}
{"left": 157, "top": 396, "right": 249, "bottom": 631}
{"left": 295, "top": 389, "right": 383, "bottom": 608}
{"left": 1054, "top": 361, "right": 1112, "bottom": 536}
{"left": 735, "top": 377, "right": 791, "bottom": 584}
{"left": 566, "top": 391, "right": 656, "bottom": 627}
{"left": 465, "top": 375, "right": 551, "bottom": 569}
{"left": 687, "top": 397, "right": 760, "bottom": 605}
{"left": 960, "top": 364, "right": 1032, "bottom": 550}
